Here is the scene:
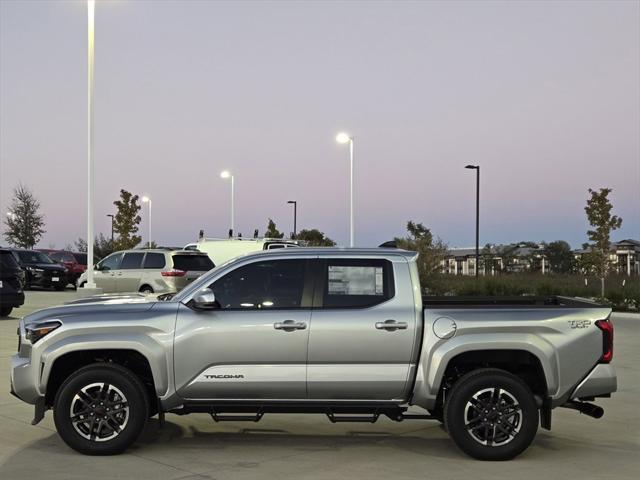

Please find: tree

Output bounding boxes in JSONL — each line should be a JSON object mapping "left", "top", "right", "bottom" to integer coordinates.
{"left": 394, "top": 221, "right": 448, "bottom": 289}
{"left": 584, "top": 188, "right": 623, "bottom": 297}
{"left": 112, "top": 189, "right": 142, "bottom": 250}
{"left": 69, "top": 234, "right": 114, "bottom": 261}
{"left": 295, "top": 229, "right": 336, "bottom": 246}
{"left": 544, "top": 240, "right": 575, "bottom": 274}
{"left": 2, "top": 184, "right": 46, "bottom": 249}
{"left": 264, "top": 218, "right": 284, "bottom": 239}
{"left": 73, "top": 238, "right": 88, "bottom": 253}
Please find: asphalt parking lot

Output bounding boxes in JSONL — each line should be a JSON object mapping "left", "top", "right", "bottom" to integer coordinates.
{"left": 0, "top": 291, "right": 638, "bottom": 479}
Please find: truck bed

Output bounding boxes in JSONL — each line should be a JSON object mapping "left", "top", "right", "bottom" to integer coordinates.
{"left": 422, "top": 295, "right": 603, "bottom": 308}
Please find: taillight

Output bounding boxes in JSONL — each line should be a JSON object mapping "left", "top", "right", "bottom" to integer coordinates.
{"left": 161, "top": 269, "right": 186, "bottom": 277}
{"left": 595, "top": 319, "right": 614, "bottom": 363}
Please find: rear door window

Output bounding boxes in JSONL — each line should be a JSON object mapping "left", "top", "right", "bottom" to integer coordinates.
{"left": 172, "top": 254, "right": 214, "bottom": 271}
{"left": 0, "top": 251, "right": 19, "bottom": 269}
{"left": 320, "top": 259, "right": 394, "bottom": 308}
{"left": 120, "top": 252, "right": 144, "bottom": 270}
{"left": 143, "top": 252, "right": 166, "bottom": 269}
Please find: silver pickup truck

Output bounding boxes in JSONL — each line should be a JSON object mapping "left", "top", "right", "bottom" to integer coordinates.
{"left": 10, "top": 248, "right": 616, "bottom": 460}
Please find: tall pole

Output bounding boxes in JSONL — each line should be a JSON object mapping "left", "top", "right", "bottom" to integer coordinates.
{"left": 288, "top": 200, "right": 297, "bottom": 238}
{"left": 106, "top": 214, "right": 114, "bottom": 242}
{"left": 466, "top": 164, "right": 480, "bottom": 277}
{"left": 230, "top": 175, "right": 235, "bottom": 236}
{"left": 86, "top": 0, "right": 96, "bottom": 285}
{"left": 148, "top": 200, "right": 152, "bottom": 246}
{"left": 475, "top": 166, "right": 480, "bottom": 277}
{"left": 349, "top": 138, "right": 354, "bottom": 247}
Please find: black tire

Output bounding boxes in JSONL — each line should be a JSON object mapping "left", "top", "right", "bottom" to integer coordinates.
{"left": 54, "top": 284, "right": 66, "bottom": 291}
{"left": 79, "top": 282, "right": 86, "bottom": 289}
{"left": 139, "top": 285, "right": 154, "bottom": 294}
{"left": 0, "top": 306, "right": 12, "bottom": 317}
{"left": 53, "top": 363, "right": 149, "bottom": 455}
{"left": 444, "top": 368, "right": 538, "bottom": 461}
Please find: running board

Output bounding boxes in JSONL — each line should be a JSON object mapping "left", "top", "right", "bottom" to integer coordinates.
{"left": 210, "top": 411, "right": 264, "bottom": 422}
{"left": 327, "top": 412, "right": 379, "bottom": 423}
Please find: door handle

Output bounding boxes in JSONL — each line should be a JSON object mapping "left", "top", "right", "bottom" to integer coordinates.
{"left": 375, "top": 320, "right": 408, "bottom": 331}
{"left": 274, "top": 320, "right": 307, "bottom": 331}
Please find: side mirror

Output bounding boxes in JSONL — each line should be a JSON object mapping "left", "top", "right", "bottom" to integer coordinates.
{"left": 192, "top": 288, "right": 217, "bottom": 310}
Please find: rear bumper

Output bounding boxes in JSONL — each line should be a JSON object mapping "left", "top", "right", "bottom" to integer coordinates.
{"left": 570, "top": 364, "right": 617, "bottom": 400}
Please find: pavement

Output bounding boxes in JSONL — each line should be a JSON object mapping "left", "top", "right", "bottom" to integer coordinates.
{"left": 0, "top": 291, "right": 638, "bottom": 479}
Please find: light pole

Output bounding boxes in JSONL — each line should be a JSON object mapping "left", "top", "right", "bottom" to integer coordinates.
{"left": 220, "top": 171, "right": 234, "bottom": 237}
{"left": 106, "top": 214, "right": 114, "bottom": 242}
{"left": 142, "top": 196, "right": 152, "bottom": 247}
{"left": 336, "top": 132, "right": 354, "bottom": 247}
{"left": 84, "top": 0, "right": 96, "bottom": 289}
{"left": 465, "top": 164, "right": 480, "bottom": 277}
{"left": 287, "top": 200, "right": 297, "bottom": 239}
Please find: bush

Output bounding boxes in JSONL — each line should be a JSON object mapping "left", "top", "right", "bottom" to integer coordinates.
{"left": 423, "top": 273, "right": 639, "bottom": 311}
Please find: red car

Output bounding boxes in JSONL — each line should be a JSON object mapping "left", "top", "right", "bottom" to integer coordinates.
{"left": 38, "top": 250, "right": 89, "bottom": 288}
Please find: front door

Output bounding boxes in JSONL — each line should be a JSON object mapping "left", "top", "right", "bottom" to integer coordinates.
{"left": 174, "top": 258, "right": 314, "bottom": 400}
{"left": 94, "top": 252, "right": 123, "bottom": 293}
{"left": 307, "top": 257, "right": 418, "bottom": 401}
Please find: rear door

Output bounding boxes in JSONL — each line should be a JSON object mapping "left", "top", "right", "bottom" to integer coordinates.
{"left": 171, "top": 253, "right": 215, "bottom": 290}
{"left": 307, "top": 257, "right": 418, "bottom": 400}
{"left": 116, "top": 252, "right": 145, "bottom": 292}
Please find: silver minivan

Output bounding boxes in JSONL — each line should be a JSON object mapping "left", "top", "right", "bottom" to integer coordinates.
{"left": 77, "top": 249, "right": 214, "bottom": 294}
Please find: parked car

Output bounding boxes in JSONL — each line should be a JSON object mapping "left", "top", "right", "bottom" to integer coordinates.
{"left": 0, "top": 248, "right": 25, "bottom": 317}
{"left": 38, "top": 250, "right": 89, "bottom": 288}
{"left": 76, "top": 248, "right": 215, "bottom": 294}
{"left": 9, "top": 249, "right": 67, "bottom": 291}
{"left": 10, "top": 248, "right": 616, "bottom": 459}
{"left": 191, "top": 237, "right": 300, "bottom": 265}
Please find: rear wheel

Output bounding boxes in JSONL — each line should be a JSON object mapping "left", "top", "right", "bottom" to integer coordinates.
{"left": 53, "top": 364, "right": 149, "bottom": 455}
{"left": 444, "top": 368, "right": 538, "bottom": 460}
{"left": 139, "top": 285, "right": 154, "bottom": 294}
{"left": 0, "top": 306, "right": 12, "bottom": 317}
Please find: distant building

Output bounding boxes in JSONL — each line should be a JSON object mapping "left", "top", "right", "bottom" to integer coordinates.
{"left": 443, "top": 239, "right": 639, "bottom": 276}
{"left": 573, "top": 239, "right": 640, "bottom": 276}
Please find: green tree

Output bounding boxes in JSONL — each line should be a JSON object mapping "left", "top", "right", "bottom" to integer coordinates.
{"left": 394, "top": 221, "right": 448, "bottom": 290}
{"left": 584, "top": 188, "right": 623, "bottom": 297}
{"left": 2, "top": 184, "right": 46, "bottom": 249}
{"left": 112, "top": 189, "right": 142, "bottom": 250}
{"left": 264, "top": 218, "right": 284, "bottom": 239}
{"left": 295, "top": 228, "right": 336, "bottom": 246}
{"left": 544, "top": 240, "right": 575, "bottom": 274}
{"left": 70, "top": 234, "right": 114, "bottom": 262}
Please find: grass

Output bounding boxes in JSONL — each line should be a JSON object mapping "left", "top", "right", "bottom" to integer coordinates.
{"left": 424, "top": 273, "right": 640, "bottom": 311}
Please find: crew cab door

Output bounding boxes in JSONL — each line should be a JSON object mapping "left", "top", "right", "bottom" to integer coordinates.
{"left": 307, "top": 257, "right": 419, "bottom": 400}
{"left": 174, "top": 258, "right": 314, "bottom": 400}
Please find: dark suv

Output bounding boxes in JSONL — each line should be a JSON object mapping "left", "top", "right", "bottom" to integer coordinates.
{"left": 38, "top": 249, "right": 89, "bottom": 287}
{"left": 0, "top": 248, "right": 25, "bottom": 317}
{"left": 10, "top": 249, "right": 68, "bottom": 291}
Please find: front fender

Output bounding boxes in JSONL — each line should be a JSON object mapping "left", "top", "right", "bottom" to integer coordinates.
{"left": 39, "top": 333, "right": 172, "bottom": 397}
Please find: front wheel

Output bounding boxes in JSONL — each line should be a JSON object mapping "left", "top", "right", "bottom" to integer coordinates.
{"left": 444, "top": 368, "right": 538, "bottom": 460}
{"left": 53, "top": 364, "right": 149, "bottom": 455}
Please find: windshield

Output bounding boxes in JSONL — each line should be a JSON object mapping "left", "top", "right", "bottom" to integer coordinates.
{"left": 16, "top": 251, "right": 54, "bottom": 264}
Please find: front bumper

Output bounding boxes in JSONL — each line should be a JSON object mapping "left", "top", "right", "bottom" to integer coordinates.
{"left": 10, "top": 353, "right": 41, "bottom": 405}
{"left": 570, "top": 363, "right": 617, "bottom": 400}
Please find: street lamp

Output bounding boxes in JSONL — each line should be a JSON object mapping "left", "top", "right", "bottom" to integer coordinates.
{"left": 465, "top": 164, "right": 480, "bottom": 277}
{"left": 106, "top": 214, "right": 114, "bottom": 242}
{"left": 336, "top": 132, "right": 354, "bottom": 247}
{"left": 220, "top": 170, "right": 234, "bottom": 237}
{"left": 84, "top": 0, "right": 97, "bottom": 289}
{"left": 287, "top": 200, "right": 297, "bottom": 239}
{"left": 142, "top": 196, "right": 152, "bottom": 247}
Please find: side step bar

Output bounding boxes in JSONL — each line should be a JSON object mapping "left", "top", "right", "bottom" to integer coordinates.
{"left": 211, "top": 411, "right": 265, "bottom": 422}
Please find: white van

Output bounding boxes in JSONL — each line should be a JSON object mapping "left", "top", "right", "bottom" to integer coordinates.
{"left": 186, "top": 238, "right": 300, "bottom": 265}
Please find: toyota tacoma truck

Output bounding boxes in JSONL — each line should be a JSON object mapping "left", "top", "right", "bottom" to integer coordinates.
{"left": 10, "top": 248, "right": 616, "bottom": 460}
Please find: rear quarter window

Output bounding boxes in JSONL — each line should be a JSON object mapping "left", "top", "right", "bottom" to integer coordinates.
{"left": 143, "top": 252, "right": 166, "bottom": 269}
{"left": 172, "top": 254, "right": 214, "bottom": 271}
{"left": 321, "top": 259, "right": 395, "bottom": 308}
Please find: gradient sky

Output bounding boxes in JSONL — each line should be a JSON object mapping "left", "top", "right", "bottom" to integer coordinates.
{"left": 1, "top": 0, "right": 639, "bottom": 249}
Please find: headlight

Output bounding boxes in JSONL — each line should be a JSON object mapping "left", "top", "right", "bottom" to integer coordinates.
{"left": 25, "top": 320, "right": 62, "bottom": 344}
